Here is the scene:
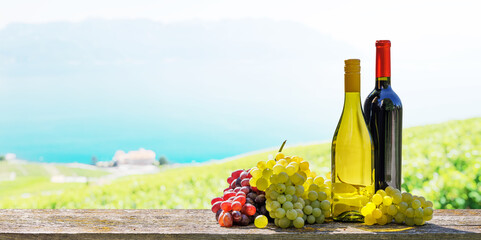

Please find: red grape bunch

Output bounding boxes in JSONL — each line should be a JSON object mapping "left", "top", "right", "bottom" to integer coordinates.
{"left": 211, "top": 169, "right": 269, "bottom": 227}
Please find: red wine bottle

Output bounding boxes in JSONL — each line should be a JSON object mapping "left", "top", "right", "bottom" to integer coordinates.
{"left": 363, "top": 40, "right": 403, "bottom": 191}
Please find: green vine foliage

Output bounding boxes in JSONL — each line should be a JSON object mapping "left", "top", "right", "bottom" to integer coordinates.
{"left": 0, "top": 118, "right": 479, "bottom": 209}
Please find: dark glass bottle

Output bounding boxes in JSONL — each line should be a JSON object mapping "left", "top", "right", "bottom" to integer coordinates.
{"left": 363, "top": 40, "right": 403, "bottom": 191}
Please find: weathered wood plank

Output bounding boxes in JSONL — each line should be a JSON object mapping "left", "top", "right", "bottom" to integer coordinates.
{"left": 0, "top": 209, "right": 480, "bottom": 239}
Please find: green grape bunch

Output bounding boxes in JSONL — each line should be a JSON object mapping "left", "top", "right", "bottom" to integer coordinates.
{"left": 250, "top": 148, "right": 332, "bottom": 229}
{"left": 361, "top": 186, "right": 434, "bottom": 226}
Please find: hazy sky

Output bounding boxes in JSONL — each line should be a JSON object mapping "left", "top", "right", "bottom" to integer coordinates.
{"left": 2, "top": 0, "right": 480, "bottom": 51}
{"left": 1, "top": 1, "right": 480, "bottom": 162}
{"left": 2, "top": 0, "right": 481, "bottom": 124}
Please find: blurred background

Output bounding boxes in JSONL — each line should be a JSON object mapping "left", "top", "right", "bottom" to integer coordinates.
{"left": 0, "top": 0, "right": 480, "bottom": 209}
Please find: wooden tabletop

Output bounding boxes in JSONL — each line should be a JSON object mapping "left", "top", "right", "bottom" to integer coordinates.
{"left": 0, "top": 209, "right": 480, "bottom": 239}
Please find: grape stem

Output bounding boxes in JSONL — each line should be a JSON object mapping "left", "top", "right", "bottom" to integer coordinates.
{"left": 278, "top": 140, "right": 287, "bottom": 153}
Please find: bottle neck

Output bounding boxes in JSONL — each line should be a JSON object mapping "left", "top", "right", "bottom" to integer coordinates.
{"left": 343, "top": 92, "right": 362, "bottom": 111}
{"left": 375, "top": 77, "right": 391, "bottom": 90}
{"left": 344, "top": 59, "right": 361, "bottom": 105}
{"left": 375, "top": 40, "right": 391, "bottom": 90}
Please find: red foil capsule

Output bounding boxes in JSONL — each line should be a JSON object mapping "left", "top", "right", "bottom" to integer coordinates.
{"left": 376, "top": 40, "right": 391, "bottom": 78}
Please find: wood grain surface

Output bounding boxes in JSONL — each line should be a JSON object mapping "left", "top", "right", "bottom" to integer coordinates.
{"left": 0, "top": 209, "right": 480, "bottom": 239}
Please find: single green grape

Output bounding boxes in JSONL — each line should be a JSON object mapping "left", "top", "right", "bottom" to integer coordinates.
{"left": 364, "top": 214, "right": 376, "bottom": 225}
{"left": 402, "top": 192, "right": 413, "bottom": 203}
{"left": 266, "top": 159, "right": 276, "bottom": 169}
{"left": 381, "top": 205, "right": 388, "bottom": 215}
{"left": 394, "top": 212, "right": 405, "bottom": 224}
{"left": 294, "top": 202, "right": 303, "bottom": 209}
{"left": 423, "top": 207, "right": 433, "bottom": 216}
{"left": 290, "top": 173, "right": 303, "bottom": 186}
{"left": 295, "top": 185, "right": 304, "bottom": 196}
{"left": 412, "top": 199, "right": 421, "bottom": 209}
{"left": 392, "top": 192, "right": 402, "bottom": 204}
{"left": 282, "top": 201, "right": 293, "bottom": 210}
{"left": 314, "top": 176, "right": 324, "bottom": 185}
{"left": 273, "top": 164, "right": 285, "bottom": 174}
{"left": 405, "top": 217, "right": 415, "bottom": 226}
{"left": 308, "top": 191, "right": 318, "bottom": 201}
{"left": 385, "top": 186, "right": 395, "bottom": 195}
{"left": 423, "top": 214, "right": 433, "bottom": 221}
{"left": 290, "top": 162, "right": 299, "bottom": 171}
{"left": 315, "top": 214, "right": 325, "bottom": 224}
{"left": 299, "top": 161, "right": 309, "bottom": 171}
{"left": 405, "top": 208, "right": 414, "bottom": 218}
{"left": 266, "top": 202, "right": 272, "bottom": 212}
{"left": 307, "top": 215, "right": 316, "bottom": 224}
{"left": 277, "top": 195, "right": 287, "bottom": 204}
{"left": 398, "top": 202, "right": 408, "bottom": 213}
{"left": 270, "top": 174, "right": 279, "bottom": 185}
{"left": 320, "top": 200, "right": 330, "bottom": 211}
{"left": 308, "top": 184, "right": 319, "bottom": 192}
{"left": 414, "top": 208, "right": 423, "bottom": 218}
{"left": 383, "top": 196, "right": 393, "bottom": 206}
{"left": 276, "top": 208, "right": 286, "bottom": 218}
{"left": 285, "top": 194, "right": 293, "bottom": 202}
{"left": 269, "top": 210, "right": 276, "bottom": 219}
{"left": 323, "top": 208, "right": 331, "bottom": 218}
{"left": 312, "top": 208, "right": 322, "bottom": 217}
{"left": 285, "top": 165, "right": 296, "bottom": 176}
{"left": 278, "top": 172, "right": 289, "bottom": 183}
{"left": 303, "top": 205, "right": 313, "bottom": 215}
{"left": 254, "top": 215, "right": 268, "bottom": 228}
{"left": 372, "top": 194, "right": 383, "bottom": 205}
{"left": 278, "top": 217, "right": 291, "bottom": 229}
{"left": 392, "top": 188, "right": 401, "bottom": 196}
{"left": 376, "top": 214, "right": 388, "bottom": 225}
{"left": 276, "top": 183, "right": 286, "bottom": 193}
{"left": 293, "top": 217, "right": 304, "bottom": 228}
{"left": 366, "top": 202, "right": 376, "bottom": 211}
{"left": 256, "top": 177, "right": 268, "bottom": 191}
{"left": 286, "top": 209, "right": 298, "bottom": 220}
{"left": 271, "top": 201, "right": 281, "bottom": 210}
{"left": 310, "top": 200, "right": 320, "bottom": 209}
{"left": 257, "top": 160, "right": 267, "bottom": 170}
{"left": 317, "top": 191, "right": 328, "bottom": 201}
{"left": 387, "top": 205, "right": 398, "bottom": 216}
{"left": 286, "top": 186, "right": 296, "bottom": 195}
{"left": 372, "top": 209, "right": 383, "bottom": 219}
{"left": 386, "top": 215, "right": 393, "bottom": 224}
{"left": 376, "top": 189, "right": 387, "bottom": 197}
{"left": 418, "top": 196, "right": 426, "bottom": 207}
{"left": 278, "top": 159, "right": 288, "bottom": 166}
{"left": 361, "top": 206, "right": 372, "bottom": 217}
{"left": 263, "top": 168, "right": 273, "bottom": 178}
{"left": 270, "top": 191, "right": 279, "bottom": 200}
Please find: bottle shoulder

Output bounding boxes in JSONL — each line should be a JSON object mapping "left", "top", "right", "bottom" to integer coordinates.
{"left": 365, "top": 86, "right": 402, "bottom": 107}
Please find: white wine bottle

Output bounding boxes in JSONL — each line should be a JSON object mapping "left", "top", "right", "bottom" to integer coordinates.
{"left": 331, "top": 59, "right": 374, "bottom": 222}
